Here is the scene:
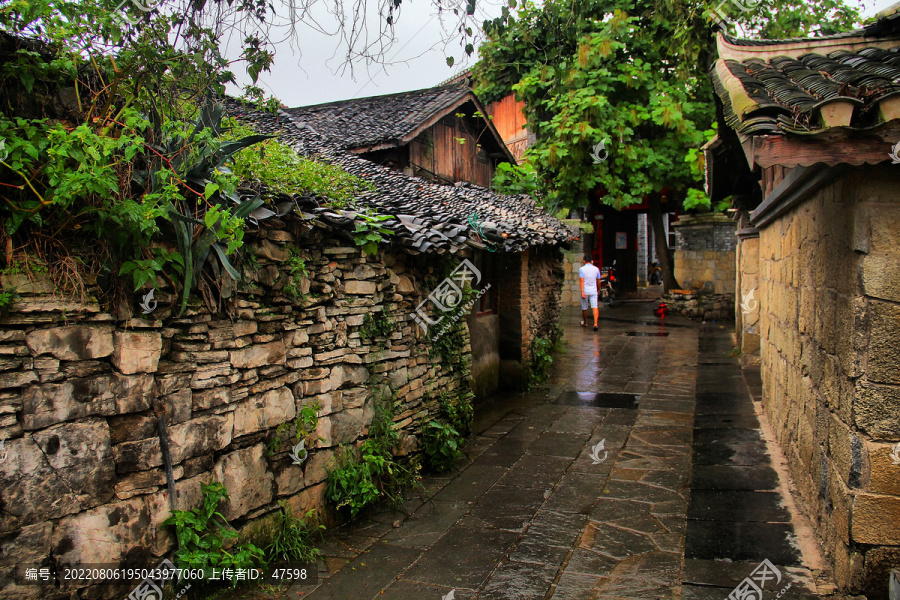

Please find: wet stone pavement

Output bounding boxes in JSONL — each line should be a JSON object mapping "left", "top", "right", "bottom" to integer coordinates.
{"left": 286, "top": 305, "right": 836, "bottom": 600}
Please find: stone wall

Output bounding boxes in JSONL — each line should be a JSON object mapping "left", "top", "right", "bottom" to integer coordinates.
{"left": 525, "top": 246, "right": 565, "bottom": 354}
{"left": 0, "top": 221, "right": 494, "bottom": 600}
{"left": 673, "top": 213, "right": 736, "bottom": 295}
{"left": 755, "top": 166, "right": 900, "bottom": 600}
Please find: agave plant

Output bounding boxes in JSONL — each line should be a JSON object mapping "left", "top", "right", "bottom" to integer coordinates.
{"left": 138, "top": 98, "right": 273, "bottom": 315}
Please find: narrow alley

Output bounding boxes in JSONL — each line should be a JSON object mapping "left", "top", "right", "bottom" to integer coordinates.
{"left": 286, "top": 304, "right": 832, "bottom": 600}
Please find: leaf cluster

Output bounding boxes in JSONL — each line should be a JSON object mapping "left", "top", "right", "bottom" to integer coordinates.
{"left": 473, "top": 0, "right": 863, "bottom": 212}
{"left": 163, "top": 481, "right": 266, "bottom": 583}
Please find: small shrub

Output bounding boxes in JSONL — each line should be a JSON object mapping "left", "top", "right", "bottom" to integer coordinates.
{"left": 325, "top": 440, "right": 390, "bottom": 518}
{"left": 264, "top": 502, "right": 323, "bottom": 564}
{"left": 325, "top": 395, "right": 421, "bottom": 518}
{"left": 422, "top": 420, "right": 462, "bottom": 473}
{"left": 164, "top": 481, "right": 266, "bottom": 583}
{"left": 267, "top": 401, "right": 320, "bottom": 457}
{"left": 282, "top": 247, "right": 309, "bottom": 299}
{"left": 0, "top": 287, "right": 19, "bottom": 314}
{"left": 528, "top": 335, "right": 554, "bottom": 387}
{"left": 360, "top": 308, "right": 393, "bottom": 342}
{"left": 439, "top": 391, "right": 474, "bottom": 436}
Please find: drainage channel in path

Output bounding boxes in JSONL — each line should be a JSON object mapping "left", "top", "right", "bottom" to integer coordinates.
{"left": 681, "top": 326, "right": 834, "bottom": 600}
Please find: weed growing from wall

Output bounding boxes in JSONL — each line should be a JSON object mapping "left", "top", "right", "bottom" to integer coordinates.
{"left": 422, "top": 420, "right": 462, "bottom": 473}
{"left": 325, "top": 388, "right": 422, "bottom": 519}
{"left": 264, "top": 503, "right": 324, "bottom": 564}
{"left": 527, "top": 323, "right": 565, "bottom": 388}
{"left": 164, "top": 481, "right": 266, "bottom": 585}
{"left": 360, "top": 307, "right": 394, "bottom": 344}
{"left": 266, "top": 401, "right": 320, "bottom": 458}
{"left": 282, "top": 247, "right": 309, "bottom": 300}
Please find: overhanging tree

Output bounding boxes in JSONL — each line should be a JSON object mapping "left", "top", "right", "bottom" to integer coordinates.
{"left": 474, "top": 0, "right": 863, "bottom": 289}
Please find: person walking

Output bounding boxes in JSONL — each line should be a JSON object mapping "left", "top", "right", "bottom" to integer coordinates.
{"left": 579, "top": 254, "right": 601, "bottom": 331}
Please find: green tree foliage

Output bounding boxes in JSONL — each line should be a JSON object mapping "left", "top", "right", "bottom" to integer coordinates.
{"left": 474, "top": 0, "right": 864, "bottom": 213}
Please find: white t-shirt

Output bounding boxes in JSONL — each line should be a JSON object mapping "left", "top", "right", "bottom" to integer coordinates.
{"left": 579, "top": 263, "right": 601, "bottom": 295}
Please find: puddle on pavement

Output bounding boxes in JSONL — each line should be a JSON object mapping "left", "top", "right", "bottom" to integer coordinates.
{"left": 625, "top": 331, "right": 670, "bottom": 337}
{"left": 554, "top": 391, "right": 640, "bottom": 408}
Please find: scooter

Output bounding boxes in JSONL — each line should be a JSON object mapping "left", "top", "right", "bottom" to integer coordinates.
{"left": 649, "top": 261, "right": 662, "bottom": 285}
{"left": 600, "top": 261, "right": 617, "bottom": 302}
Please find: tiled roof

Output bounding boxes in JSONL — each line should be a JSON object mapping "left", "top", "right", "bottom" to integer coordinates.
{"left": 227, "top": 100, "right": 575, "bottom": 254}
{"left": 285, "top": 82, "right": 474, "bottom": 151}
{"left": 711, "top": 36, "right": 900, "bottom": 136}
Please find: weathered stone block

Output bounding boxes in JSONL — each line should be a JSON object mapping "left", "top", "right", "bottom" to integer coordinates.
{"left": 344, "top": 280, "right": 376, "bottom": 295}
{"left": 230, "top": 341, "right": 286, "bottom": 369}
{"left": 330, "top": 408, "right": 366, "bottom": 445}
{"left": 866, "top": 301, "right": 900, "bottom": 385}
{"left": 855, "top": 382, "right": 900, "bottom": 438}
{"left": 303, "top": 449, "right": 333, "bottom": 486}
{"left": 852, "top": 493, "right": 900, "bottom": 545}
{"left": 285, "top": 481, "right": 327, "bottom": 516}
{"left": 233, "top": 388, "right": 296, "bottom": 438}
{"left": 192, "top": 387, "right": 232, "bottom": 411}
{"left": 339, "top": 387, "right": 368, "bottom": 410}
{"left": 329, "top": 364, "right": 368, "bottom": 390}
{"left": 274, "top": 458, "right": 305, "bottom": 497}
{"left": 867, "top": 441, "right": 900, "bottom": 495}
{"left": 110, "top": 331, "right": 162, "bottom": 374}
{"left": 113, "top": 413, "right": 233, "bottom": 471}
{"left": 254, "top": 240, "right": 288, "bottom": 262}
{"left": 26, "top": 326, "right": 114, "bottom": 361}
{"left": 0, "top": 436, "right": 83, "bottom": 530}
{"left": 22, "top": 373, "right": 154, "bottom": 430}
{"left": 51, "top": 496, "right": 154, "bottom": 565}
{"left": 0, "top": 521, "right": 52, "bottom": 568}
{"left": 213, "top": 444, "right": 273, "bottom": 521}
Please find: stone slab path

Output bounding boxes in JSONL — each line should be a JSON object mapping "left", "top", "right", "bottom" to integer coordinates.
{"left": 280, "top": 305, "right": 839, "bottom": 600}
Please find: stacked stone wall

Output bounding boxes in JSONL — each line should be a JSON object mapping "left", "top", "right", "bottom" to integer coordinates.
{"left": 756, "top": 167, "right": 900, "bottom": 600}
{"left": 673, "top": 214, "right": 736, "bottom": 295}
{"left": 0, "top": 222, "right": 482, "bottom": 599}
{"left": 525, "top": 246, "right": 565, "bottom": 357}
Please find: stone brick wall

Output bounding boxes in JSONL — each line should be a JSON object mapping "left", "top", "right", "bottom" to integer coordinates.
{"left": 755, "top": 166, "right": 900, "bottom": 600}
{"left": 673, "top": 214, "right": 736, "bottom": 295}
{"left": 0, "top": 222, "right": 486, "bottom": 600}
{"left": 525, "top": 246, "right": 565, "bottom": 356}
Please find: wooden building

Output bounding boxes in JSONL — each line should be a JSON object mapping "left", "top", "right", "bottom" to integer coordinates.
{"left": 287, "top": 82, "right": 515, "bottom": 188}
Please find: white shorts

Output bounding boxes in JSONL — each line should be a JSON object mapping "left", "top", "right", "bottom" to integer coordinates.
{"left": 581, "top": 294, "right": 599, "bottom": 310}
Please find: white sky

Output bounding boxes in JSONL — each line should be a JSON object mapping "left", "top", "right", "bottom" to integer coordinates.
{"left": 226, "top": 0, "right": 900, "bottom": 108}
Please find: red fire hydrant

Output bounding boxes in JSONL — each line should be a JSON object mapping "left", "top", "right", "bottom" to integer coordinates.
{"left": 655, "top": 302, "right": 668, "bottom": 319}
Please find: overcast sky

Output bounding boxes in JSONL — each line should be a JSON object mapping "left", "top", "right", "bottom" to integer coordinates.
{"left": 226, "top": 0, "right": 899, "bottom": 108}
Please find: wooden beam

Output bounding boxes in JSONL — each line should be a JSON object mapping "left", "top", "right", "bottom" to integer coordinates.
{"left": 752, "top": 134, "right": 899, "bottom": 168}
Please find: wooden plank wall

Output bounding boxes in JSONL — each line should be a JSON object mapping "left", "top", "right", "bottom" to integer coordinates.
{"left": 487, "top": 95, "right": 527, "bottom": 143}
{"left": 411, "top": 115, "right": 495, "bottom": 187}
